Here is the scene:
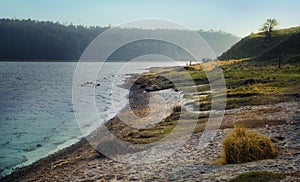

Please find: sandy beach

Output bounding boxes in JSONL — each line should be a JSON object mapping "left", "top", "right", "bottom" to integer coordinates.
{"left": 2, "top": 103, "right": 300, "bottom": 181}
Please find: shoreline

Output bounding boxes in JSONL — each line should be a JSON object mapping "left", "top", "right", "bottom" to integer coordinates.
{"left": 2, "top": 100, "right": 299, "bottom": 181}
{"left": 1, "top": 68, "right": 175, "bottom": 180}
{"left": 0, "top": 134, "right": 83, "bottom": 178}
{"left": 0, "top": 61, "right": 174, "bottom": 179}
{"left": 2, "top": 63, "right": 300, "bottom": 181}
{"left": 1, "top": 138, "right": 94, "bottom": 180}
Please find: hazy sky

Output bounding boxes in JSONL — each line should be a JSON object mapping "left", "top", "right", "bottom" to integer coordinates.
{"left": 0, "top": 0, "right": 299, "bottom": 37}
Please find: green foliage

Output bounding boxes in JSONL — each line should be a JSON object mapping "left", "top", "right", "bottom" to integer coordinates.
{"left": 0, "top": 18, "right": 107, "bottom": 60}
{"left": 259, "top": 18, "right": 279, "bottom": 41}
{"left": 221, "top": 125, "right": 277, "bottom": 164}
{"left": 0, "top": 18, "right": 240, "bottom": 60}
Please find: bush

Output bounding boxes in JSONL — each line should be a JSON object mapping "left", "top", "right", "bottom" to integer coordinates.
{"left": 222, "top": 125, "right": 277, "bottom": 164}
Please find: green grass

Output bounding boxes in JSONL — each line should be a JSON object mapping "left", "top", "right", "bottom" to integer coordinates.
{"left": 219, "top": 26, "right": 300, "bottom": 60}
{"left": 118, "top": 105, "right": 210, "bottom": 144}
{"left": 187, "top": 61, "right": 300, "bottom": 111}
{"left": 229, "top": 171, "right": 286, "bottom": 182}
{"left": 179, "top": 84, "right": 210, "bottom": 93}
{"left": 121, "top": 106, "right": 181, "bottom": 144}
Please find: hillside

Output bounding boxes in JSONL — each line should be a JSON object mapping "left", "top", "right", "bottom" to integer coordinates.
{"left": 0, "top": 19, "right": 239, "bottom": 61}
{"left": 218, "top": 26, "right": 300, "bottom": 62}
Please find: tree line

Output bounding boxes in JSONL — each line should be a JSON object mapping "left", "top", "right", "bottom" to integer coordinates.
{"left": 0, "top": 19, "right": 240, "bottom": 61}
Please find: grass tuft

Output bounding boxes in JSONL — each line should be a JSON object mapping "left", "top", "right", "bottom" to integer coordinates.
{"left": 221, "top": 125, "right": 277, "bottom": 164}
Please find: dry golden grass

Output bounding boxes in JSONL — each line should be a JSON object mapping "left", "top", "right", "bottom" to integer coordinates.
{"left": 218, "top": 59, "right": 244, "bottom": 66}
{"left": 221, "top": 125, "right": 277, "bottom": 164}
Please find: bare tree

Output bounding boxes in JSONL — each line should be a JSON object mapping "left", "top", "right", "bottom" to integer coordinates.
{"left": 259, "top": 18, "right": 279, "bottom": 41}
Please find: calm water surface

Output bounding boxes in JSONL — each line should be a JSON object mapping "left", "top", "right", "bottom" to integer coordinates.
{"left": 0, "top": 61, "right": 184, "bottom": 176}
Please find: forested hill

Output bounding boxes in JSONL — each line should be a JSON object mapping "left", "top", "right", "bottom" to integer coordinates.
{"left": 0, "top": 19, "right": 240, "bottom": 61}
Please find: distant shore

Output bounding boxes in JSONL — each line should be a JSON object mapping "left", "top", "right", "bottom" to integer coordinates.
{"left": 0, "top": 59, "right": 190, "bottom": 62}
{"left": 0, "top": 58, "right": 78, "bottom": 62}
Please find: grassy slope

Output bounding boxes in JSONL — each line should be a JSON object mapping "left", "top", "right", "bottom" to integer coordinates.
{"left": 218, "top": 26, "right": 300, "bottom": 61}
{"left": 254, "top": 30, "right": 300, "bottom": 63}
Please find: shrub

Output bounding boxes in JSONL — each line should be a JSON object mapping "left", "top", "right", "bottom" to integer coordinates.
{"left": 222, "top": 125, "right": 277, "bottom": 164}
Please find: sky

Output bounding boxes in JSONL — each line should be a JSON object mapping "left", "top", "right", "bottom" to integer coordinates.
{"left": 0, "top": 0, "right": 299, "bottom": 37}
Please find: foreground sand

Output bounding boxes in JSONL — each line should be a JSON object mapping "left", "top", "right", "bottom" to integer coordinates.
{"left": 2, "top": 99, "right": 300, "bottom": 181}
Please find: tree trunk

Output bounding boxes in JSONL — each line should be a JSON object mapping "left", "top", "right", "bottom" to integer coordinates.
{"left": 278, "top": 53, "right": 281, "bottom": 69}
